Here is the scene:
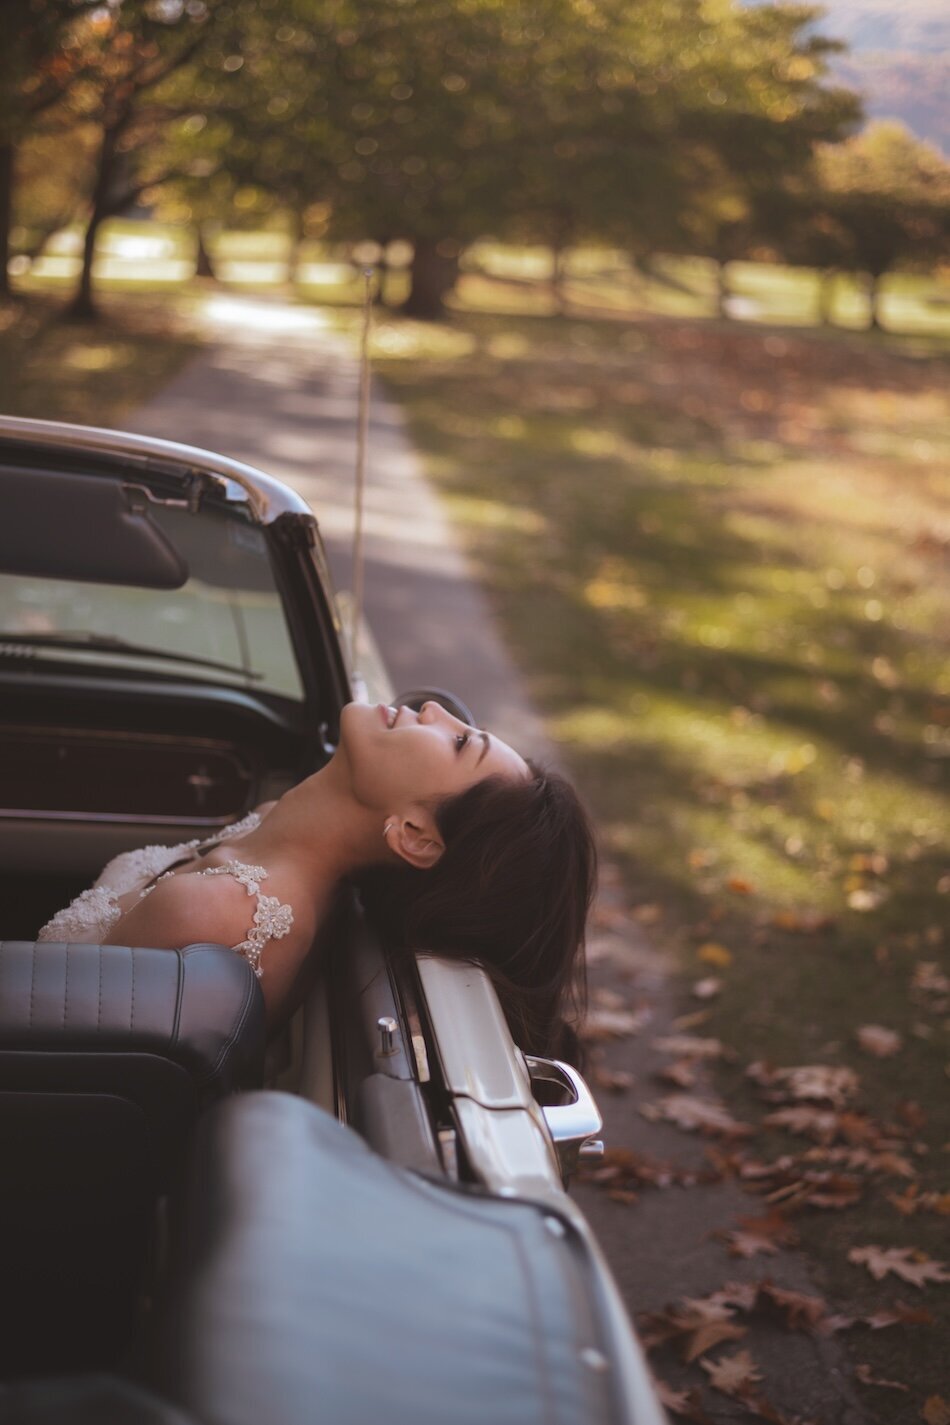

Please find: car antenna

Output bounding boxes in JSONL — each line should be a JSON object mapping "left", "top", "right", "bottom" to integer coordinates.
{"left": 349, "top": 266, "right": 373, "bottom": 698}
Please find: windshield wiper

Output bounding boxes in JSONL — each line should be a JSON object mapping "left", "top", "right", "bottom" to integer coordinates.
{"left": 0, "top": 632, "right": 263, "bottom": 681}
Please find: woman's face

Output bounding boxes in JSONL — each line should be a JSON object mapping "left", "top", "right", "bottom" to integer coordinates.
{"left": 338, "top": 700, "right": 529, "bottom": 814}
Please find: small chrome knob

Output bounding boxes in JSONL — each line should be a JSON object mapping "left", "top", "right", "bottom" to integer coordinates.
{"left": 578, "top": 1138, "right": 605, "bottom": 1160}
{"left": 377, "top": 1015, "right": 398, "bottom": 1056}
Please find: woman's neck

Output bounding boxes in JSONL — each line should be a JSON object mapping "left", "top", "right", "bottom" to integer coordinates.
{"left": 228, "top": 764, "right": 380, "bottom": 889}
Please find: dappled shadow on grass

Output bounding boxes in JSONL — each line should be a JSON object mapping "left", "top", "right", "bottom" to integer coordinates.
{"left": 373, "top": 300, "right": 949, "bottom": 1023}
{"left": 0, "top": 293, "right": 204, "bottom": 427}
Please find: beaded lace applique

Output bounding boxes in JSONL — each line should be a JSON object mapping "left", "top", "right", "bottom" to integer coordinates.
{"left": 35, "top": 811, "right": 269, "bottom": 948}
{"left": 37, "top": 886, "right": 123, "bottom": 943}
{"left": 199, "top": 860, "right": 294, "bottom": 978}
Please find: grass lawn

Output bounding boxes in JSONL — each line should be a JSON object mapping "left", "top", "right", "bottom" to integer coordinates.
{"left": 0, "top": 290, "right": 202, "bottom": 426}
{"left": 355, "top": 296, "right": 950, "bottom": 1415}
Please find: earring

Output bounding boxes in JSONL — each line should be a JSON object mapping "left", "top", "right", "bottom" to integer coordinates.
{"left": 383, "top": 821, "right": 395, "bottom": 839}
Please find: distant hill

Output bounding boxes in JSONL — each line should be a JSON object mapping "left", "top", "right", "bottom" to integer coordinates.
{"left": 744, "top": 0, "right": 950, "bottom": 153}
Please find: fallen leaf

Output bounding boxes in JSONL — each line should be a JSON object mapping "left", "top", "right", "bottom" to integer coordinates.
{"left": 657, "top": 1059, "right": 698, "bottom": 1089}
{"left": 719, "top": 1210, "right": 797, "bottom": 1259}
{"left": 582, "top": 1007, "right": 650, "bottom": 1040}
{"left": 757, "top": 1282, "right": 828, "bottom": 1331}
{"left": 864, "top": 1302, "right": 934, "bottom": 1329}
{"left": 922, "top": 1398, "right": 950, "bottom": 1425}
{"left": 638, "top": 1294, "right": 747, "bottom": 1361}
{"left": 692, "top": 976, "right": 723, "bottom": 999}
{"left": 762, "top": 1106, "right": 842, "bottom": 1145}
{"left": 726, "top": 876, "right": 755, "bottom": 896}
{"left": 653, "top": 1381, "right": 715, "bottom": 1423}
{"left": 849, "top": 887, "right": 885, "bottom": 912}
{"left": 854, "top": 1363, "right": 909, "bottom": 1391}
{"left": 643, "top": 1094, "right": 753, "bottom": 1138}
{"left": 593, "top": 987, "right": 628, "bottom": 1010}
{"left": 913, "top": 962, "right": 950, "bottom": 996}
{"left": 632, "top": 902, "right": 664, "bottom": 925}
{"left": 857, "top": 1025, "right": 903, "bottom": 1058}
{"left": 591, "top": 1065, "right": 635, "bottom": 1093}
{"left": 654, "top": 1034, "right": 729, "bottom": 1060}
{"left": 770, "top": 909, "right": 835, "bottom": 934}
{"left": 701, "top": 1348, "right": 763, "bottom": 1397}
{"left": 672, "top": 1008, "right": 712, "bottom": 1030}
{"left": 684, "top": 1319, "right": 749, "bottom": 1362}
{"left": 697, "top": 941, "right": 733, "bottom": 967}
{"left": 748, "top": 1061, "right": 859, "bottom": 1108}
{"left": 848, "top": 1245, "right": 950, "bottom": 1288}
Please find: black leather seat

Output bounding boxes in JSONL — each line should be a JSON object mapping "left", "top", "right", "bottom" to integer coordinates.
{"left": 0, "top": 941, "right": 265, "bottom": 1378}
{"left": 142, "top": 1093, "right": 619, "bottom": 1425}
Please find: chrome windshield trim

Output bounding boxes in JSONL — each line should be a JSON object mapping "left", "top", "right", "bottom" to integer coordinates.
{"left": 0, "top": 415, "right": 311, "bottom": 524}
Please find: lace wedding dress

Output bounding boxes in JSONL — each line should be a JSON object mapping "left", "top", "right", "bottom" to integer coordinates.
{"left": 36, "top": 811, "right": 294, "bottom": 978}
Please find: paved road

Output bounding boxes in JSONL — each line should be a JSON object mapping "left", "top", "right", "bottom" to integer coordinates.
{"left": 128, "top": 293, "right": 867, "bottom": 1424}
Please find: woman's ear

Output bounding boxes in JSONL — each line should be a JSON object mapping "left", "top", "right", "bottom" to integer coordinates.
{"left": 383, "top": 812, "right": 445, "bottom": 871}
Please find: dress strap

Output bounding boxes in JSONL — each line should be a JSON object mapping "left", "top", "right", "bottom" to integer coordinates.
{"left": 199, "top": 859, "right": 294, "bottom": 979}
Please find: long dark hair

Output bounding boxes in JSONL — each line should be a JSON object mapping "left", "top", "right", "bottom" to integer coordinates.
{"left": 361, "top": 762, "right": 597, "bottom": 1063}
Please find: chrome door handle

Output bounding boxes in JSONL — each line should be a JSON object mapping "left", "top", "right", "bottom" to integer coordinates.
{"left": 524, "top": 1055, "right": 604, "bottom": 1180}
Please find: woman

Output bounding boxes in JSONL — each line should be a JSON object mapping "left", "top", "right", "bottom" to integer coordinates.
{"left": 38, "top": 700, "right": 596, "bottom": 1058}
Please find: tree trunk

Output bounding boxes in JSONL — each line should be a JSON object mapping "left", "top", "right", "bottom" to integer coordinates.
{"left": 67, "top": 125, "right": 120, "bottom": 322}
{"left": 0, "top": 141, "right": 14, "bottom": 300}
{"left": 817, "top": 269, "right": 836, "bottom": 326}
{"left": 194, "top": 223, "right": 217, "bottom": 279}
{"left": 285, "top": 207, "right": 303, "bottom": 285}
{"left": 551, "top": 242, "right": 571, "bottom": 316}
{"left": 402, "top": 238, "right": 459, "bottom": 320}
{"left": 867, "top": 271, "right": 884, "bottom": 331}
{"left": 716, "top": 259, "right": 731, "bottom": 319}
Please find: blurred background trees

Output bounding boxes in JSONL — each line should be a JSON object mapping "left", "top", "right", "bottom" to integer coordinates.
{"left": 2, "top": 0, "right": 948, "bottom": 321}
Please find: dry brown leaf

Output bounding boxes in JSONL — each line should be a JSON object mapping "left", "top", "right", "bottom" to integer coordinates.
{"left": 591, "top": 1065, "right": 635, "bottom": 1094}
{"left": 582, "top": 1007, "right": 650, "bottom": 1041}
{"left": 637, "top": 1294, "right": 747, "bottom": 1361}
{"left": 701, "top": 1348, "right": 763, "bottom": 1397}
{"left": 643, "top": 1094, "right": 752, "bottom": 1139}
{"left": 697, "top": 941, "right": 733, "bottom": 967}
{"left": 922, "top": 1398, "right": 950, "bottom": 1425}
{"left": 863, "top": 1301, "right": 935, "bottom": 1329}
{"left": 913, "top": 962, "right": 950, "bottom": 996}
{"left": 726, "top": 876, "right": 755, "bottom": 896}
{"left": 672, "top": 1008, "right": 712, "bottom": 1031}
{"left": 748, "top": 1061, "right": 859, "bottom": 1108}
{"left": 654, "top": 1034, "right": 729, "bottom": 1060}
{"left": 848, "top": 887, "right": 885, "bottom": 912}
{"left": 753, "top": 1283, "right": 825, "bottom": 1333}
{"left": 854, "top": 1363, "right": 909, "bottom": 1391}
{"left": 848, "top": 1245, "right": 950, "bottom": 1288}
{"left": 721, "top": 1210, "right": 797, "bottom": 1259}
{"left": 657, "top": 1058, "right": 698, "bottom": 1089}
{"left": 857, "top": 1024, "right": 903, "bottom": 1058}
{"left": 684, "top": 1319, "right": 749, "bottom": 1362}
{"left": 654, "top": 1381, "right": 715, "bottom": 1423}
{"left": 762, "top": 1106, "right": 842, "bottom": 1145}
{"left": 770, "top": 909, "right": 835, "bottom": 934}
{"left": 632, "top": 902, "right": 664, "bottom": 925}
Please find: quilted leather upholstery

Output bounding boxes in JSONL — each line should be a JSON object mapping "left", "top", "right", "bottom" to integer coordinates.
{"left": 0, "top": 941, "right": 265, "bottom": 1379}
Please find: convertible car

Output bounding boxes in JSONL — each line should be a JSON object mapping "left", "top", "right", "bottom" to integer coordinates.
{"left": 0, "top": 416, "right": 666, "bottom": 1425}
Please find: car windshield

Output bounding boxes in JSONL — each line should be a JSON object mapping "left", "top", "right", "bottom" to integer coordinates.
{"left": 0, "top": 501, "right": 304, "bottom": 700}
